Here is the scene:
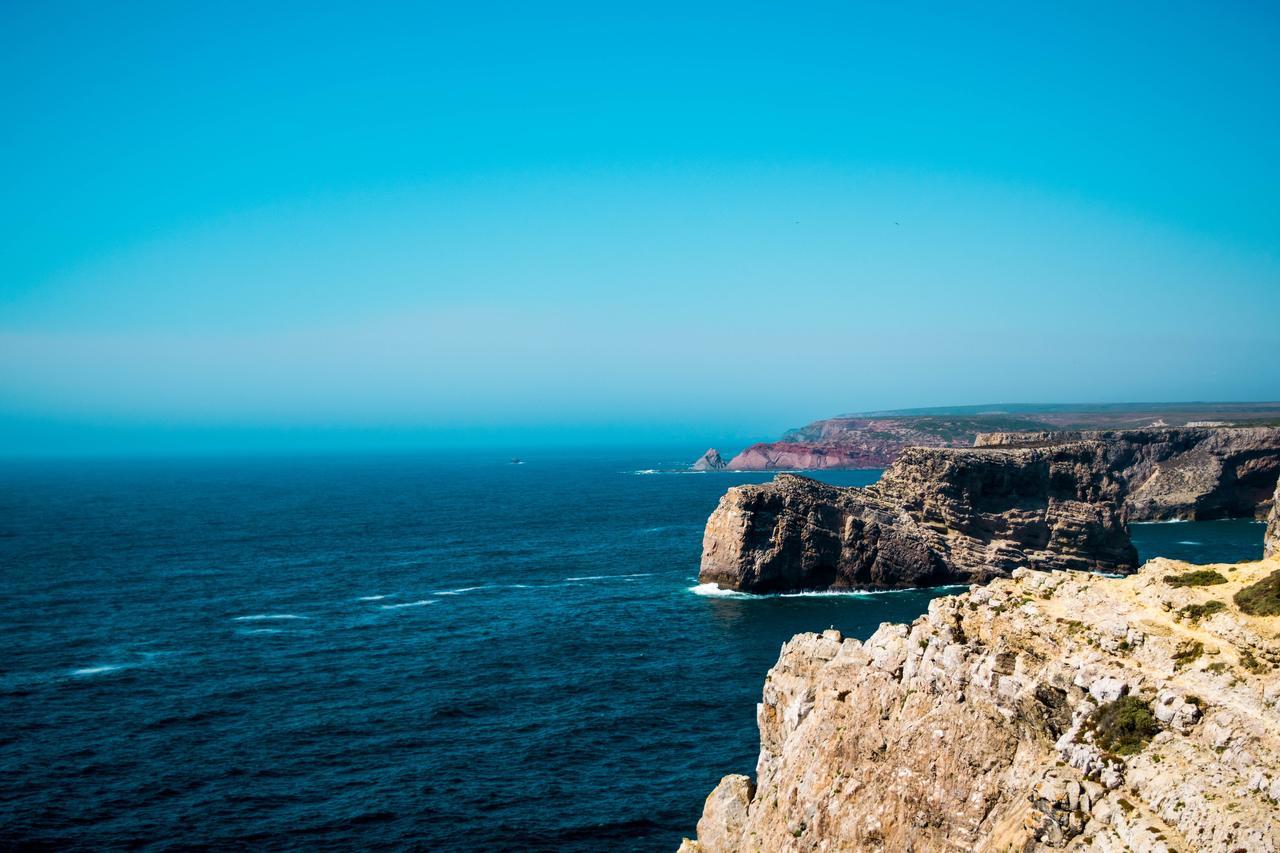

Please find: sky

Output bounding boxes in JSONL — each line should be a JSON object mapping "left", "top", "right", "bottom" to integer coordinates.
{"left": 2, "top": 1, "right": 1279, "bottom": 454}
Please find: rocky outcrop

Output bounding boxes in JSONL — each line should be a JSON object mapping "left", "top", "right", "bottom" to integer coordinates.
{"left": 692, "top": 448, "right": 728, "bottom": 471}
{"left": 726, "top": 442, "right": 881, "bottom": 470}
{"left": 976, "top": 427, "right": 1280, "bottom": 521}
{"left": 683, "top": 557, "right": 1280, "bottom": 851}
{"left": 1267, "top": 479, "right": 1280, "bottom": 559}
{"left": 700, "top": 443, "right": 1138, "bottom": 593}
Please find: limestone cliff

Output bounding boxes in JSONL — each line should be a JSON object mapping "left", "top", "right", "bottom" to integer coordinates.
{"left": 1267, "top": 479, "right": 1279, "bottom": 559}
{"left": 683, "top": 557, "right": 1280, "bottom": 852}
{"left": 976, "top": 427, "right": 1280, "bottom": 521}
{"left": 700, "top": 443, "right": 1137, "bottom": 593}
{"left": 694, "top": 448, "right": 729, "bottom": 471}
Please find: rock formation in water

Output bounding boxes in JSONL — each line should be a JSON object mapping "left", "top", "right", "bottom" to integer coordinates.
{"left": 976, "top": 427, "right": 1280, "bottom": 521}
{"left": 682, "top": 556, "right": 1280, "bottom": 851}
{"left": 700, "top": 442, "right": 1138, "bottom": 593}
{"left": 692, "top": 448, "right": 728, "bottom": 471}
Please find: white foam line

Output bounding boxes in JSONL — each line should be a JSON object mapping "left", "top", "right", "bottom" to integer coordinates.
{"left": 357, "top": 594, "right": 391, "bottom": 601}
{"left": 71, "top": 665, "right": 124, "bottom": 676}
{"left": 1130, "top": 519, "right": 1189, "bottom": 525}
{"left": 565, "top": 572, "right": 654, "bottom": 582}
{"left": 381, "top": 599, "right": 436, "bottom": 610}
{"left": 434, "top": 586, "right": 487, "bottom": 596}
{"left": 1176, "top": 541, "right": 1203, "bottom": 545}
{"left": 232, "top": 614, "right": 309, "bottom": 622}
{"left": 690, "top": 582, "right": 970, "bottom": 600}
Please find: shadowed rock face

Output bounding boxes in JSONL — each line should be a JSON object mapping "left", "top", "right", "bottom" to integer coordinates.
{"left": 976, "top": 427, "right": 1280, "bottom": 521}
{"left": 1267, "top": 479, "right": 1280, "bottom": 559}
{"left": 699, "top": 443, "right": 1139, "bottom": 592}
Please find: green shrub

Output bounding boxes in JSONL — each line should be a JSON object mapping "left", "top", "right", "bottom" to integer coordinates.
{"left": 1172, "top": 640, "right": 1204, "bottom": 667}
{"left": 1235, "top": 569, "right": 1280, "bottom": 617}
{"left": 1179, "top": 600, "right": 1226, "bottom": 623}
{"left": 1086, "top": 696, "right": 1160, "bottom": 756}
{"left": 1164, "top": 569, "right": 1227, "bottom": 588}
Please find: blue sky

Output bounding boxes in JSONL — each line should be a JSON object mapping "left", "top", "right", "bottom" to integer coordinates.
{"left": 2, "top": 1, "right": 1278, "bottom": 453}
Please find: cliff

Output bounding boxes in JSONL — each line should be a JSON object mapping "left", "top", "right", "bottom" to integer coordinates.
{"left": 725, "top": 405, "right": 1280, "bottom": 482}
{"left": 700, "top": 443, "right": 1138, "bottom": 593}
{"left": 682, "top": 556, "right": 1280, "bottom": 851}
{"left": 1267, "top": 479, "right": 1280, "bottom": 559}
{"left": 976, "top": 427, "right": 1280, "bottom": 521}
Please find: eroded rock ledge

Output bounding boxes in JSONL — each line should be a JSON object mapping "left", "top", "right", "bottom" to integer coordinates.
{"left": 700, "top": 442, "right": 1138, "bottom": 593}
{"left": 976, "top": 427, "right": 1280, "bottom": 521}
{"left": 682, "top": 557, "right": 1280, "bottom": 852}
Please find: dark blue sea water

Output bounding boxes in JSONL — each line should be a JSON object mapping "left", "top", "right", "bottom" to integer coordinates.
{"left": 0, "top": 452, "right": 1265, "bottom": 851}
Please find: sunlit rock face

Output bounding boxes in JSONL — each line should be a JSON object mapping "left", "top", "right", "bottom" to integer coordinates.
{"left": 683, "top": 557, "right": 1280, "bottom": 852}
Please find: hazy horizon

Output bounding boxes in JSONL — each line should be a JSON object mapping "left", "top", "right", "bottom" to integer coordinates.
{"left": 4, "top": 3, "right": 1279, "bottom": 455}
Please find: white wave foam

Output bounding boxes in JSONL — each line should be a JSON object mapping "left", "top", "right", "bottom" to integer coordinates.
{"left": 357, "top": 595, "right": 391, "bottom": 601}
{"left": 381, "top": 599, "right": 436, "bottom": 609}
{"left": 1130, "top": 519, "right": 1189, "bottom": 524}
{"left": 434, "top": 586, "right": 487, "bottom": 596}
{"left": 1177, "top": 540, "right": 1202, "bottom": 545}
{"left": 565, "top": 572, "right": 653, "bottom": 582}
{"left": 232, "top": 614, "right": 308, "bottom": 621}
{"left": 690, "top": 582, "right": 970, "bottom": 600}
{"left": 241, "top": 628, "right": 284, "bottom": 635}
{"left": 71, "top": 665, "right": 124, "bottom": 676}
{"left": 689, "top": 582, "right": 755, "bottom": 599}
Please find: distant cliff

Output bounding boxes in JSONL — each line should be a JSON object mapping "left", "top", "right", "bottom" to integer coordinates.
{"left": 700, "top": 442, "right": 1138, "bottom": 593}
{"left": 725, "top": 403, "right": 1280, "bottom": 476}
{"left": 682, "top": 556, "right": 1280, "bottom": 851}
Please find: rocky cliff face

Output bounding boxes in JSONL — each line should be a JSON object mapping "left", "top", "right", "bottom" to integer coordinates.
{"left": 693, "top": 448, "right": 728, "bottom": 471}
{"left": 1267, "top": 479, "right": 1280, "bottom": 559}
{"left": 976, "top": 427, "right": 1280, "bottom": 521}
{"left": 725, "top": 405, "right": 1280, "bottom": 474}
{"left": 683, "top": 557, "right": 1280, "bottom": 852}
{"left": 700, "top": 443, "right": 1138, "bottom": 593}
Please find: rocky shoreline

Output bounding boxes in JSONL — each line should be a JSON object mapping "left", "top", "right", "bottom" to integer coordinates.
{"left": 699, "top": 428, "right": 1280, "bottom": 594}
{"left": 682, "top": 551, "right": 1280, "bottom": 851}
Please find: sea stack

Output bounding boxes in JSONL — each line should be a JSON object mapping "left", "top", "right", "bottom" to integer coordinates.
{"left": 700, "top": 442, "right": 1139, "bottom": 593}
{"left": 692, "top": 448, "right": 727, "bottom": 471}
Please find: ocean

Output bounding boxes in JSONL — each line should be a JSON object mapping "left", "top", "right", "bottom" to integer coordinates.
{"left": 0, "top": 451, "right": 1265, "bottom": 850}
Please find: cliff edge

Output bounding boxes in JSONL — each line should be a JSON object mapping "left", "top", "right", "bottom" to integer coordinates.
{"left": 683, "top": 556, "right": 1280, "bottom": 851}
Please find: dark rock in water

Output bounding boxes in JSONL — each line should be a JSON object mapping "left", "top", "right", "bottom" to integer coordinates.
{"left": 975, "top": 427, "right": 1280, "bottom": 521}
{"left": 692, "top": 448, "right": 727, "bottom": 471}
{"left": 699, "top": 442, "right": 1139, "bottom": 593}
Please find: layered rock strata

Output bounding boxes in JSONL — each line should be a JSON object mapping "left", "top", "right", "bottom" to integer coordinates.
{"left": 700, "top": 443, "right": 1138, "bottom": 593}
{"left": 682, "top": 557, "right": 1280, "bottom": 851}
{"left": 976, "top": 427, "right": 1280, "bottom": 521}
{"left": 1267, "top": 479, "right": 1279, "bottom": 559}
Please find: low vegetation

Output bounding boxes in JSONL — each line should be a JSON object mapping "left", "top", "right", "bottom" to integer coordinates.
{"left": 1172, "top": 640, "right": 1204, "bottom": 668}
{"left": 1086, "top": 697, "right": 1160, "bottom": 756}
{"left": 1179, "top": 600, "right": 1226, "bottom": 623}
{"left": 1164, "top": 569, "right": 1227, "bottom": 587}
{"left": 1234, "top": 569, "right": 1280, "bottom": 617}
